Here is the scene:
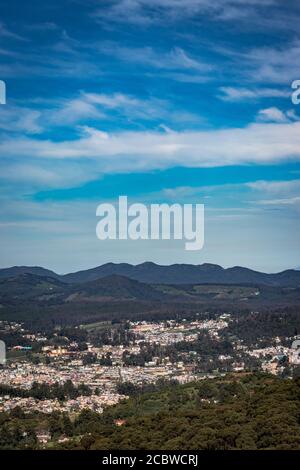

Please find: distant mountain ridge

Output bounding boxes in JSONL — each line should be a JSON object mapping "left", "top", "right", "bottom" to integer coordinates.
{"left": 0, "top": 266, "right": 59, "bottom": 280}
{"left": 1, "top": 262, "right": 300, "bottom": 287}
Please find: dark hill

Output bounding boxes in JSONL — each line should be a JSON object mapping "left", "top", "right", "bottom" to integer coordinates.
{"left": 62, "top": 262, "right": 300, "bottom": 287}
{"left": 1, "top": 263, "right": 300, "bottom": 287}
{"left": 0, "top": 266, "right": 59, "bottom": 280}
{"left": 0, "top": 273, "right": 66, "bottom": 304}
{"left": 67, "top": 274, "right": 166, "bottom": 302}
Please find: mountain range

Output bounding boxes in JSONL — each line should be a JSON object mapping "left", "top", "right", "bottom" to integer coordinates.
{"left": 1, "top": 262, "right": 300, "bottom": 287}
{"left": 1, "top": 272, "right": 300, "bottom": 309}
{"left": 1, "top": 265, "right": 300, "bottom": 327}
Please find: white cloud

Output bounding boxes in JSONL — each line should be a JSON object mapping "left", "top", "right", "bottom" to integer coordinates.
{"left": 0, "top": 106, "right": 42, "bottom": 134}
{"left": 6, "top": 91, "right": 199, "bottom": 130}
{"left": 48, "top": 96, "right": 105, "bottom": 125}
{"left": 256, "top": 107, "right": 289, "bottom": 123}
{"left": 0, "top": 156, "right": 102, "bottom": 191}
{"left": 214, "top": 38, "right": 300, "bottom": 85}
{"left": 246, "top": 179, "right": 300, "bottom": 194}
{"left": 219, "top": 86, "right": 289, "bottom": 101}
{"left": 245, "top": 39, "right": 300, "bottom": 84}
{"left": 2, "top": 121, "right": 300, "bottom": 174}
{"left": 160, "top": 178, "right": 300, "bottom": 202}
{"left": 83, "top": 92, "right": 171, "bottom": 120}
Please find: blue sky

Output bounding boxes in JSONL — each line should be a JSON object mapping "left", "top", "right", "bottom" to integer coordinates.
{"left": 0, "top": 0, "right": 300, "bottom": 273}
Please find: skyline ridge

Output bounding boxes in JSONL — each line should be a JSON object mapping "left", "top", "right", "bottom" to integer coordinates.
{"left": 1, "top": 261, "right": 300, "bottom": 287}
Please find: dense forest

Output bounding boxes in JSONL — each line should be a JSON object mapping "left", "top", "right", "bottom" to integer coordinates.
{"left": 1, "top": 373, "right": 300, "bottom": 450}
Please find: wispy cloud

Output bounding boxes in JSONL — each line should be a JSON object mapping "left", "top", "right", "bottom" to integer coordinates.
{"left": 47, "top": 92, "right": 167, "bottom": 125}
{"left": 246, "top": 179, "right": 300, "bottom": 194}
{"left": 92, "top": 0, "right": 278, "bottom": 26}
{"left": 48, "top": 95, "right": 106, "bottom": 125}
{"left": 98, "top": 42, "right": 212, "bottom": 74}
{"left": 0, "top": 157, "right": 99, "bottom": 191}
{"left": 0, "top": 106, "right": 42, "bottom": 134}
{"left": 247, "top": 179, "right": 300, "bottom": 209}
{"left": 256, "top": 196, "right": 300, "bottom": 207}
{"left": 242, "top": 39, "right": 300, "bottom": 84}
{"left": 218, "top": 86, "right": 289, "bottom": 101}
{"left": 2, "top": 91, "right": 200, "bottom": 132}
{"left": 2, "top": 121, "right": 300, "bottom": 176}
{"left": 0, "top": 22, "right": 28, "bottom": 41}
{"left": 213, "top": 37, "right": 300, "bottom": 86}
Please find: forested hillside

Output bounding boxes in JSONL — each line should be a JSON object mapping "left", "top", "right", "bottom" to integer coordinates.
{"left": 84, "top": 373, "right": 300, "bottom": 450}
{"left": 1, "top": 373, "right": 299, "bottom": 450}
